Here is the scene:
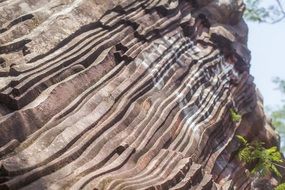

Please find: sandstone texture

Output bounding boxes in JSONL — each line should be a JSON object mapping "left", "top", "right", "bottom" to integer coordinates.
{"left": 0, "top": 0, "right": 283, "bottom": 189}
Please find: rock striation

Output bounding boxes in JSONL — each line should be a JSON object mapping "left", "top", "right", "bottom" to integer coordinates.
{"left": 0, "top": 0, "right": 283, "bottom": 189}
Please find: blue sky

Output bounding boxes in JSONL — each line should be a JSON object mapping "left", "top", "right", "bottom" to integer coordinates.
{"left": 247, "top": 20, "right": 285, "bottom": 108}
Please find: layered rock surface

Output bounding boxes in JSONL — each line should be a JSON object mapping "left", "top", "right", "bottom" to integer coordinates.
{"left": 0, "top": 0, "right": 283, "bottom": 189}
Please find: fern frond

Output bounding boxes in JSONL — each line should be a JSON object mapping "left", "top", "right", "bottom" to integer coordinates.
{"left": 271, "top": 164, "right": 282, "bottom": 177}
{"left": 230, "top": 108, "right": 242, "bottom": 122}
{"left": 236, "top": 135, "right": 248, "bottom": 145}
{"left": 275, "top": 183, "right": 285, "bottom": 190}
{"left": 236, "top": 135, "right": 284, "bottom": 178}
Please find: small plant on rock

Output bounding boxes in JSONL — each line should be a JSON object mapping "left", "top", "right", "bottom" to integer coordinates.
{"left": 236, "top": 135, "right": 284, "bottom": 177}
{"left": 275, "top": 183, "right": 285, "bottom": 190}
{"left": 230, "top": 108, "right": 241, "bottom": 122}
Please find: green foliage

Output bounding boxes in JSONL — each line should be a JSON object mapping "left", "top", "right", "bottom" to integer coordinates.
{"left": 245, "top": 0, "right": 270, "bottom": 22}
{"left": 236, "top": 135, "right": 284, "bottom": 178}
{"left": 275, "top": 183, "right": 285, "bottom": 190}
{"left": 274, "top": 77, "right": 285, "bottom": 94}
{"left": 268, "top": 78, "right": 285, "bottom": 153}
{"left": 271, "top": 107, "right": 285, "bottom": 130}
{"left": 244, "top": 0, "right": 285, "bottom": 23}
{"left": 236, "top": 135, "right": 248, "bottom": 145}
{"left": 230, "top": 108, "right": 241, "bottom": 122}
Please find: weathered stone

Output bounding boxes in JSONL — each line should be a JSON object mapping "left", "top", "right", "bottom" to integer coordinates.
{"left": 0, "top": 0, "right": 283, "bottom": 189}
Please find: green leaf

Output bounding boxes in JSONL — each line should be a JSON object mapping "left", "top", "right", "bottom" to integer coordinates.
{"left": 266, "top": 146, "right": 278, "bottom": 154}
{"left": 236, "top": 135, "right": 284, "bottom": 178}
{"left": 270, "top": 164, "right": 282, "bottom": 178}
{"left": 238, "top": 147, "right": 253, "bottom": 163}
{"left": 275, "top": 183, "right": 285, "bottom": 190}
{"left": 251, "top": 161, "right": 267, "bottom": 176}
{"left": 236, "top": 135, "right": 248, "bottom": 145}
{"left": 230, "top": 109, "right": 241, "bottom": 122}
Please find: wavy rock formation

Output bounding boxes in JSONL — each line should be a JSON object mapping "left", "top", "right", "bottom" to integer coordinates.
{"left": 0, "top": 0, "right": 283, "bottom": 189}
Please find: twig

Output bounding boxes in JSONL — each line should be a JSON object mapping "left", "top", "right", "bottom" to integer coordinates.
{"left": 270, "top": 15, "right": 285, "bottom": 24}
{"left": 275, "top": 0, "right": 285, "bottom": 14}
